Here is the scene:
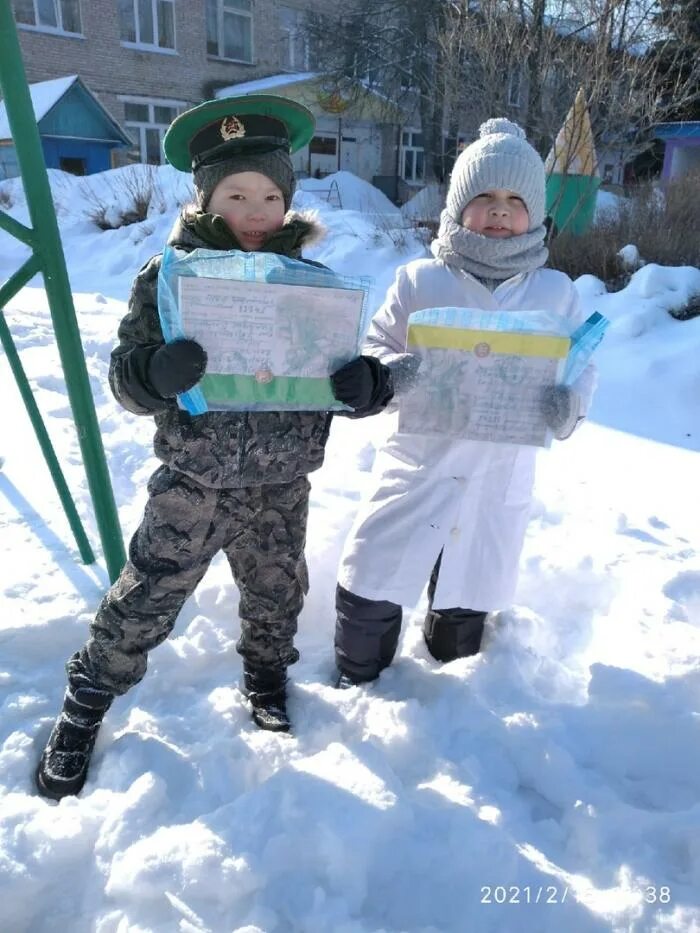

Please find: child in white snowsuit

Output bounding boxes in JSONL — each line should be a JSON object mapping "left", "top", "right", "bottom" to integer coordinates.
{"left": 36, "top": 95, "right": 392, "bottom": 799}
{"left": 334, "top": 118, "right": 596, "bottom": 685}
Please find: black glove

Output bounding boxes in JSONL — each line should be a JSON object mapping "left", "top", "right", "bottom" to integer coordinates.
{"left": 541, "top": 385, "right": 583, "bottom": 440}
{"left": 147, "top": 339, "right": 208, "bottom": 398}
{"left": 330, "top": 355, "right": 394, "bottom": 417}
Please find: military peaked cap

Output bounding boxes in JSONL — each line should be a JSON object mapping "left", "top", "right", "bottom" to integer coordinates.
{"left": 163, "top": 93, "right": 315, "bottom": 172}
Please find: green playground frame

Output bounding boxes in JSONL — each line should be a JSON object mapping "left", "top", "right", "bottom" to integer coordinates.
{"left": 0, "top": 1, "right": 125, "bottom": 582}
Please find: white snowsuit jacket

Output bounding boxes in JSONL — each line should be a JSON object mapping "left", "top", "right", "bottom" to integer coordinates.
{"left": 338, "top": 257, "right": 596, "bottom": 612}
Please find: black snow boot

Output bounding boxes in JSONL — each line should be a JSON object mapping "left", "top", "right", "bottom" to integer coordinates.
{"left": 423, "top": 608, "right": 487, "bottom": 662}
{"left": 242, "top": 664, "right": 290, "bottom": 732}
{"left": 423, "top": 552, "right": 487, "bottom": 663}
{"left": 35, "top": 684, "right": 113, "bottom": 800}
{"left": 333, "top": 668, "right": 377, "bottom": 689}
{"left": 334, "top": 670, "right": 360, "bottom": 689}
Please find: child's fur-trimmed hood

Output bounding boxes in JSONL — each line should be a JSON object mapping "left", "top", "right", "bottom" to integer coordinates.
{"left": 176, "top": 205, "right": 327, "bottom": 251}
{"left": 284, "top": 208, "right": 326, "bottom": 248}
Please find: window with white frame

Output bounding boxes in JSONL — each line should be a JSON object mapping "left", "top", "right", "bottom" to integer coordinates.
{"left": 121, "top": 98, "right": 183, "bottom": 164}
{"left": 279, "top": 6, "right": 308, "bottom": 71}
{"left": 400, "top": 129, "right": 424, "bottom": 184}
{"left": 118, "top": 0, "right": 175, "bottom": 50}
{"left": 206, "top": 0, "right": 253, "bottom": 63}
{"left": 14, "top": 0, "right": 82, "bottom": 35}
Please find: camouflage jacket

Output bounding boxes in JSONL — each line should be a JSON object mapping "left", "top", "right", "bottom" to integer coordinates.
{"left": 109, "top": 209, "right": 333, "bottom": 489}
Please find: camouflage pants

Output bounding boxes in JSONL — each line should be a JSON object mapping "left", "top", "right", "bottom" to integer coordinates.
{"left": 69, "top": 465, "right": 310, "bottom": 696}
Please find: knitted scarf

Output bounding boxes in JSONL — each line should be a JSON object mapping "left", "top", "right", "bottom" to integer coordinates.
{"left": 430, "top": 210, "right": 548, "bottom": 280}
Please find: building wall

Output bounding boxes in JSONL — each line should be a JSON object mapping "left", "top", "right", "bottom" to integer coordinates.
{"left": 10, "top": 1, "right": 400, "bottom": 190}
{"left": 12, "top": 3, "right": 634, "bottom": 199}
{"left": 0, "top": 145, "right": 19, "bottom": 179}
{"left": 295, "top": 114, "right": 383, "bottom": 180}
{"left": 667, "top": 140, "right": 700, "bottom": 180}
{"left": 42, "top": 136, "right": 114, "bottom": 174}
{"left": 13, "top": 1, "right": 313, "bottom": 148}
{"left": 598, "top": 148, "right": 626, "bottom": 187}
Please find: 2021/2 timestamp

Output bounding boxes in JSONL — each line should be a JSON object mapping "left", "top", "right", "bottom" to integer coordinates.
{"left": 481, "top": 885, "right": 569, "bottom": 905}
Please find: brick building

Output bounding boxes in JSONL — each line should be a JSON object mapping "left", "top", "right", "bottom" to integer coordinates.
{"left": 9, "top": 0, "right": 328, "bottom": 165}
{"left": 5, "top": 2, "right": 420, "bottom": 197}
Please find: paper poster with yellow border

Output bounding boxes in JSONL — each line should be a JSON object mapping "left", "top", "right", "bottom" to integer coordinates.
{"left": 398, "top": 307, "right": 572, "bottom": 447}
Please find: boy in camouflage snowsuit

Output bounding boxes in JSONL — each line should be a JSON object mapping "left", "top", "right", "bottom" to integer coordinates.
{"left": 36, "top": 95, "right": 393, "bottom": 800}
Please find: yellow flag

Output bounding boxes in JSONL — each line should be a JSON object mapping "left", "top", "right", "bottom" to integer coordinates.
{"left": 545, "top": 88, "right": 599, "bottom": 177}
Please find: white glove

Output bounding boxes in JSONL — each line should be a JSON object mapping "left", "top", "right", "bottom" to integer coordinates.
{"left": 384, "top": 352, "right": 422, "bottom": 394}
{"left": 541, "top": 385, "right": 584, "bottom": 440}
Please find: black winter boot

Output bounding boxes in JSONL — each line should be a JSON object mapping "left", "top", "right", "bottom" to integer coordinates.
{"left": 333, "top": 667, "right": 377, "bottom": 689}
{"left": 242, "top": 665, "right": 290, "bottom": 732}
{"left": 334, "top": 670, "right": 361, "bottom": 689}
{"left": 423, "top": 608, "right": 487, "bottom": 662}
{"left": 334, "top": 584, "right": 402, "bottom": 684}
{"left": 423, "top": 552, "right": 486, "bottom": 663}
{"left": 35, "top": 684, "right": 113, "bottom": 800}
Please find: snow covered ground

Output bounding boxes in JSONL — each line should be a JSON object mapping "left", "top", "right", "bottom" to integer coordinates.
{"left": 1, "top": 167, "right": 699, "bottom": 933}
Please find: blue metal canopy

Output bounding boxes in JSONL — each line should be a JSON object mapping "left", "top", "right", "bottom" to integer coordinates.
{"left": 654, "top": 122, "right": 700, "bottom": 140}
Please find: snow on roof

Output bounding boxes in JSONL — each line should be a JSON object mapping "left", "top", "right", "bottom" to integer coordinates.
{"left": 215, "top": 72, "right": 321, "bottom": 99}
{"left": 0, "top": 74, "right": 77, "bottom": 140}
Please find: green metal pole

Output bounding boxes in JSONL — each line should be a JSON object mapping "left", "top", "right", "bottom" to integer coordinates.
{"left": 0, "top": 253, "right": 41, "bottom": 308}
{"left": 0, "top": 209, "right": 34, "bottom": 246}
{"left": 0, "top": 0, "right": 125, "bottom": 581}
{"left": 0, "top": 310, "right": 95, "bottom": 564}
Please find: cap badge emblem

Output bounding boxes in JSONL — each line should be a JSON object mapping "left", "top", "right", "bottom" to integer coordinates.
{"left": 220, "top": 116, "right": 246, "bottom": 140}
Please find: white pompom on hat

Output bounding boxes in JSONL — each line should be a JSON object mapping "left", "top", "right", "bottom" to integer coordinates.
{"left": 445, "top": 118, "right": 546, "bottom": 229}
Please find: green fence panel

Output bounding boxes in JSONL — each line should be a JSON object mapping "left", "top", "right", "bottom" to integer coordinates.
{"left": 546, "top": 174, "right": 601, "bottom": 236}
{"left": 0, "top": 0, "right": 125, "bottom": 581}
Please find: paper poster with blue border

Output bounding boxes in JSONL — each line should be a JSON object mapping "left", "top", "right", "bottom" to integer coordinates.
{"left": 157, "top": 246, "right": 373, "bottom": 414}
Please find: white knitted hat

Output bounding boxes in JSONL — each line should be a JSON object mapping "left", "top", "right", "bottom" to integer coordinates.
{"left": 445, "top": 118, "right": 546, "bottom": 229}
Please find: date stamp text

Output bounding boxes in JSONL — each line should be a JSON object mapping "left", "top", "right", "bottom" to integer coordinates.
{"left": 481, "top": 885, "right": 569, "bottom": 905}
